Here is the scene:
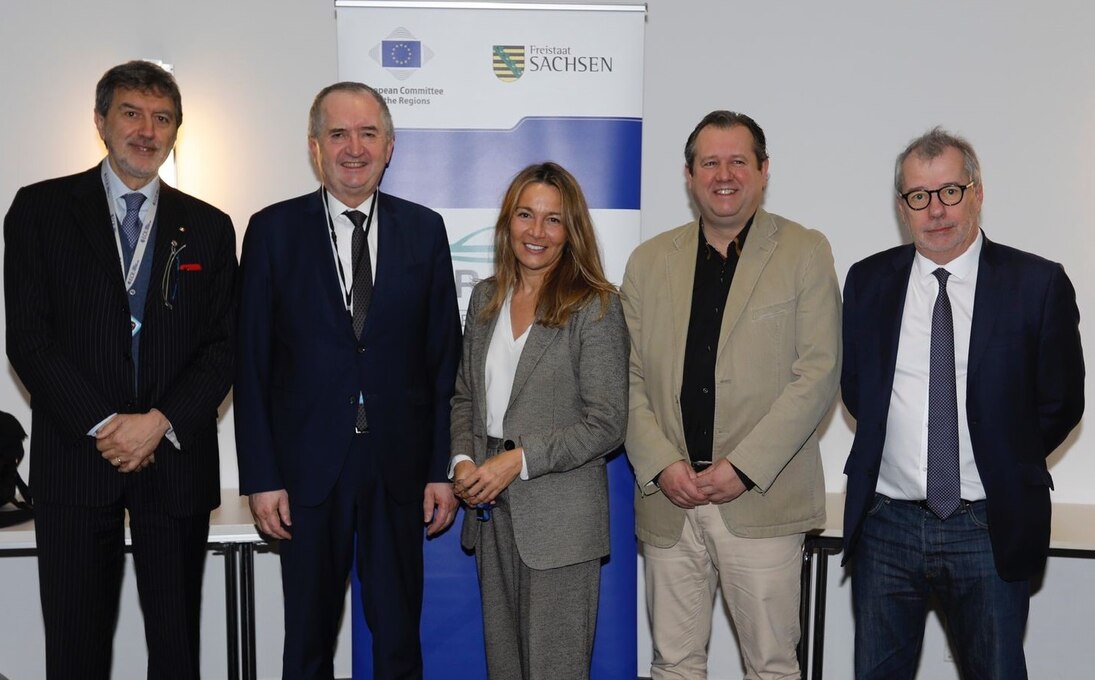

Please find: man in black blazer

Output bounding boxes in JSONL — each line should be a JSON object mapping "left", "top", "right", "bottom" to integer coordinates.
{"left": 235, "top": 82, "right": 461, "bottom": 679}
{"left": 841, "top": 127, "right": 1084, "bottom": 679}
{"left": 4, "top": 61, "right": 236, "bottom": 680}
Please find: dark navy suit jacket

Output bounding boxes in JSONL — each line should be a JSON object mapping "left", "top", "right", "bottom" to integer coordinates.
{"left": 841, "top": 235, "right": 1084, "bottom": 581}
{"left": 234, "top": 189, "right": 461, "bottom": 506}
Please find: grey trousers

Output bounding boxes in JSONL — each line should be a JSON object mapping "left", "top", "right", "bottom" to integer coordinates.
{"left": 475, "top": 498, "right": 601, "bottom": 680}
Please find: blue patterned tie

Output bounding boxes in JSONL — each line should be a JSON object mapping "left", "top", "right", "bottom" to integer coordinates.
{"left": 926, "top": 268, "right": 961, "bottom": 519}
{"left": 120, "top": 192, "right": 146, "bottom": 251}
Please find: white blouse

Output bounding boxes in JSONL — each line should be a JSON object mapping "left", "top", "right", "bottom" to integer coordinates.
{"left": 447, "top": 291, "right": 532, "bottom": 480}
{"left": 485, "top": 292, "right": 530, "bottom": 438}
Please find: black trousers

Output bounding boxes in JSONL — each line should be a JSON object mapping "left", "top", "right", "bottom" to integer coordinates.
{"left": 278, "top": 433, "right": 426, "bottom": 680}
{"left": 35, "top": 480, "right": 210, "bottom": 680}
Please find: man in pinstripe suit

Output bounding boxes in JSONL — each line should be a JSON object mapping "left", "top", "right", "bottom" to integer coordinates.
{"left": 4, "top": 61, "right": 236, "bottom": 680}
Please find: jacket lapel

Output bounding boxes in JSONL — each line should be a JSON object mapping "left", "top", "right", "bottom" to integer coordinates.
{"left": 472, "top": 292, "right": 502, "bottom": 430}
{"left": 307, "top": 190, "right": 356, "bottom": 338}
{"left": 877, "top": 246, "right": 915, "bottom": 381}
{"left": 362, "top": 192, "right": 407, "bottom": 339}
{"left": 666, "top": 224, "right": 698, "bottom": 388}
{"left": 508, "top": 322, "right": 559, "bottom": 410}
{"left": 967, "top": 235, "right": 1002, "bottom": 379}
{"left": 71, "top": 165, "right": 126, "bottom": 290}
{"left": 144, "top": 184, "right": 185, "bottom": 318}
{"left": 716, "top": 209, "right": 778, "bottom": 356}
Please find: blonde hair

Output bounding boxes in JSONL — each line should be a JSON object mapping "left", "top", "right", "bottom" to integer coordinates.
{"left": 481, "top": 162, "right": 616, "bottom": 327}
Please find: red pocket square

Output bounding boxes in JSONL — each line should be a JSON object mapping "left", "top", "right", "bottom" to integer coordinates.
{"left": 179, "top": 263, "right": 202, "bottom": 272}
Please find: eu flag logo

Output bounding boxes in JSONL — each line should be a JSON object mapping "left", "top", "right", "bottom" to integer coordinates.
{"left": 382, "top": 40, "right": 422, "bottom": 68}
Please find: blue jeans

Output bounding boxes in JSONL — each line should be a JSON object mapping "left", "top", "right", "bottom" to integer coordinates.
{"left": 851, "top": 494, "right": 1030, "bottom": 680}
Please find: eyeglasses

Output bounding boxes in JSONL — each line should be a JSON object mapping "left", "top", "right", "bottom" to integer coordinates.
{"left": 898, "top": 181, "right": 976, "bottom": 211}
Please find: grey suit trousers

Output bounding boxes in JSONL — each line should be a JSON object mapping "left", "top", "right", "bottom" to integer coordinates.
{"left": 475, "top": 445, "right": 601, "bottom": 679}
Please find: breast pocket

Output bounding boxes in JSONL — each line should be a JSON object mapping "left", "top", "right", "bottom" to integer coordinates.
{"left": 749, "top": 298, "right": 795, "bottom": 345}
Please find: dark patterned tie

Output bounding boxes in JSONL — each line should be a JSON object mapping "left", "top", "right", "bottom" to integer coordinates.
{"left": 926, "top": 268, "right": 961, "bottom": 519}
{"left": 344, "top": 209, "right": 372, "bottom": 432}
{"left": 121, "top": 192, "right": 146, "bottom": 252}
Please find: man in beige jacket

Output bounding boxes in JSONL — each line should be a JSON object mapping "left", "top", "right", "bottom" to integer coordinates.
{"left": 622, "top": 111, "right": 841, "bottom": 679}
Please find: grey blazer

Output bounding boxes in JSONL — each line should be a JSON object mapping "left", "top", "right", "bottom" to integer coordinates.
{"left": 450, "top": 280, "right": 629, "bottom": 570}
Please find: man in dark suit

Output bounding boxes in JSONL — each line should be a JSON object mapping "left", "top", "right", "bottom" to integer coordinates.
{"left": 235, "top": 82, "right": 461, "bottom": 679}
{"left": 4, "top": 61, "right": 236, "bottom": 680}
{"left": 841, "top": 127, "right": 1084, "bottom": 679}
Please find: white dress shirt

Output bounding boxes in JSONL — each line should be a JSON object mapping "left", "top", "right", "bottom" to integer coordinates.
{"left": 877, "top": 231, "right": 986, "bottom": 502}
{"left": 449, "top": 292, "right": 531, "bottom": 479}
{"left": 103, "top": 160, "right": 158, "bottom": 232}
{"left": 324, "top": 190, "right": 379, "bottom": 305}
{"left": 324, "top": 190, "right": 380, "bottom": 434}
{"left": 90, "top": 160, "right": 178, "bottom": 448}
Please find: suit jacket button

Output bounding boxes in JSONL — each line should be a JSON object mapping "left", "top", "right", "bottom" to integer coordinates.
{"left": 503, "top": 439, "right": 516, "bottom": 451}
{"left": 357, "top": 345, "right": 366, "bottom": 353}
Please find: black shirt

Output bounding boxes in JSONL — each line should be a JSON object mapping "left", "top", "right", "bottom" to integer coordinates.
{"left": 679, "top": 216, "right": 756, "bottom": 488}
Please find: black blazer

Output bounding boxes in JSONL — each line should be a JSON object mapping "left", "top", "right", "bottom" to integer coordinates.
{"left": 234, "top": 190, "right": 461, "bottom": 506}
{"left": 4, "top": 164, "right": 236, "bottom": 515}
{"left": 841, "top": 235, "right": 1084, "bottom": 581}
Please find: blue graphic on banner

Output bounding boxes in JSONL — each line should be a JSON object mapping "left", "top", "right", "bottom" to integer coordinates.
{"left": 352, "top": 518, "right": 488, "bottom": 678}
{"left": 381, "top": 117, "right": 642, "bottom": 210}
{"left": 592, "top": 452, "right": 639, "bottom": 679}
{"left": 382, "top": 40, "right": 422, "bottom": 68}
{"left": 449, "top": 227, "right": 495, "bottom": 264}
{"left": 353, "top": 452, "right": 636, "bottom": 679}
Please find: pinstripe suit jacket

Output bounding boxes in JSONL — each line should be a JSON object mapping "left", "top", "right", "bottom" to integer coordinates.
{"left": 450, "top": 280, "right": 629, "bottom": 570}
{"left": 4, "top": 164, "right": 236, "bottom": 515}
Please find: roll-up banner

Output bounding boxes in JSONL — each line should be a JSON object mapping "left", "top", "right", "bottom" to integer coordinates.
{"left": 336, "top": 1, "right": 645, "bottom": 677}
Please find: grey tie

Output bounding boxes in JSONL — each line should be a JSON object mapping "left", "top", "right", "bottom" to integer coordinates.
{"left": 344, "top": 209, "right": 372, "bottom": 432}
{"left": 120, "top": 192, "right": 146, "bottom": 252}
{"left": 926, "top": 268, "right": 961, "bottom": 519}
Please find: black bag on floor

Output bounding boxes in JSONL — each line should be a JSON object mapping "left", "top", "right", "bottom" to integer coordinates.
{"left": 0, "top": 411, "right": 32, "bottom": 528}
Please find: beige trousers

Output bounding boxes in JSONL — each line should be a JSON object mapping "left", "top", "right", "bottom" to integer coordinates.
{"left": 643, "top": 503, "right": 804, "bottom": 680}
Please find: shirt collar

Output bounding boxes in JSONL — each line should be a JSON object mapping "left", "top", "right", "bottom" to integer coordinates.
{"left": 102, "top": 157, "right": 158, "bottom": 204}
{"left": 913, "top": 228, "right": 983, "bottom": 282}
{"left": 325, "top": 189, "right": 377, "bottom": 221}
{"left": 698, "top": 212, "right": 755, "bottom": 259}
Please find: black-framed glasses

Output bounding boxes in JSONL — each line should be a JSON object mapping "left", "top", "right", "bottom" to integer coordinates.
{"left": 898, "top": 181, "right": 976, "bottom": 211}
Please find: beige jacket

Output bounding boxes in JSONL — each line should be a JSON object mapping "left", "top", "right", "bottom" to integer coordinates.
{"left": 622, "top": 209, "right": 841, "bottom": 546}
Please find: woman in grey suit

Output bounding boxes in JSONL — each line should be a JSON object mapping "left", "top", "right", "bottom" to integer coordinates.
{"left": 450, "top": 162, "right": 629, "bottom": 679}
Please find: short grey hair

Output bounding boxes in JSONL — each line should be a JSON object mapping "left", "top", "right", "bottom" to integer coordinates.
{"left": 895, "top": 126, "right": 981, "bottom": 193}
{"left": 308, "top": 82, "right": 393, "bottom": 140}
{"left": 95, "top": 60, "right": 182, "bottom": 127}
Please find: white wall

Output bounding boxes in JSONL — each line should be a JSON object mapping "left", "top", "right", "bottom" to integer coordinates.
{"left": 1, "top": 1, "right": 1093, "bottom": 679}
